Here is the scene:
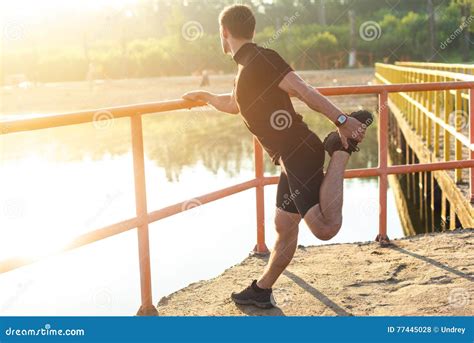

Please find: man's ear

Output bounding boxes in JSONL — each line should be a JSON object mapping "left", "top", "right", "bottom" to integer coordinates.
{"left": 222, "top": 26, "right": 229, "bottom": 39}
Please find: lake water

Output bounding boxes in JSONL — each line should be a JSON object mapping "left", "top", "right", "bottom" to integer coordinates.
{"left": 0, "top": 73, "right": 403, "bottom": 315}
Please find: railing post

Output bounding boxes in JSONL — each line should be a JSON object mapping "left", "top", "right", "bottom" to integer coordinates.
{"left": 455, "top": 90, "right": 463, "bottom": 183}
{"left": 131, "top": 115, "right": 158, "bottom": 316}
{"left": 253, "top": 137, "right": 269, "bottom": 255}
{"left": 376, "top": 91, "right": 390, "bottom": 245}
{"left": 470, "top": 89, "right": 474, "bottom": 203}
{"left": 443, "top": 77, "right": 452, "bottom": 162}
{"left": 434, "top": 75, "right": 440, "bottom": 157}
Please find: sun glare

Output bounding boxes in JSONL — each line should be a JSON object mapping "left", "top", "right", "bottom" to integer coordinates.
{"left": 0, "top": 0, "right": 139, "bottom": 19}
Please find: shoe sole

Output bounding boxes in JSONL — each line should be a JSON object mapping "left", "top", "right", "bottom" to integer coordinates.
{"left": 351, "top": 110, "right": 374, "bottom": 127}
{"left": 332, "top": 111, "right": 374, "bottom": 155}
{"left": 231, "top": 297, "right": 274, "bottom": 309}
{"left": 347, "top": 111, "right": 373, "bottom": 149}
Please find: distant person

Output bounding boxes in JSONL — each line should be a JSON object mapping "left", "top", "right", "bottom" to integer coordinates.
{"left": 200, "top": 69, "right": 210, "bottom": 87}
{"left": 183, "top": 5, "right": 373, "bottom": 309}
{"left": 86, "top": 62, "right": 106, "bottom": 90}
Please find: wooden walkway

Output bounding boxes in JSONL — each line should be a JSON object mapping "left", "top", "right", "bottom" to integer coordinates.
{"left": 376, "top": 63, "right": 474, "bottom": 233}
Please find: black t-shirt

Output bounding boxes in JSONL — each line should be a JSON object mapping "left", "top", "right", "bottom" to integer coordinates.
{"left": 233, "top": 43, "right": 314, "bottom": 164}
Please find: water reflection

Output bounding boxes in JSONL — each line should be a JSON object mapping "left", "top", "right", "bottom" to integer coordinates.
{"left": 1, "top": 107, "right": 379, "bottom": 181}
{"left": 144, "top": 108, "right": 380, "bottom": 180}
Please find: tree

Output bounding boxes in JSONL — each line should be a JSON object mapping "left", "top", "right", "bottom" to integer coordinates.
{"left": 455, "top": 0, "right": 472, "bottom": 61}
{"left": 427, "top": 0, "right": 438, "bottom": 61}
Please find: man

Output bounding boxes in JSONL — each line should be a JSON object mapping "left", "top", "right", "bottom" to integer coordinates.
{"left": 182, "top": 4, "right": 373, "bottom": 309}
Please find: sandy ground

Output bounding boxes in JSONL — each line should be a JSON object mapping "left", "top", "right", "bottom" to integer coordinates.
{"left": 0, "top": 68, "right": 375, "bottom": 115}
{"left": 157, "top": 230, "right": 473, "bottom": 316}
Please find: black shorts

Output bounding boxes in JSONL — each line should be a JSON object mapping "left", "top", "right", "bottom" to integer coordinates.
{"left": 276, "top": 132, "right": 325, "bottom": 217}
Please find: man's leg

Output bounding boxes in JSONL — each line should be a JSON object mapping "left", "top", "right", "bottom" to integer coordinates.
{"left": 230, "top": 207, "right": 300, "bottom": 308}
{"left": 305, "top": 110, "right": 373, "bottom": 240}
{"left": 257, "top": 208, "right": 301, "bottom": 289}
{"left": 304, "top": 151, "right": 350, "bottom": 240}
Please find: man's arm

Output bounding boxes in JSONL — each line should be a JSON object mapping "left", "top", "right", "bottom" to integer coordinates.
{"left": 278, "top": 71, "right": 365, "bottom": 147}
{"left": 182, "top": 90, "right": 239, "bottom": 114}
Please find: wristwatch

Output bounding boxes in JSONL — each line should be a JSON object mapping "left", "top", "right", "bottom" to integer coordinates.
{"left": 335, "top": 113, "right": 348, "bottom": 127}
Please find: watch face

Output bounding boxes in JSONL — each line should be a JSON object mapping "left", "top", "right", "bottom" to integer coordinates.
{"left": 337, "top": 115, "right": 347, "bottom": 125}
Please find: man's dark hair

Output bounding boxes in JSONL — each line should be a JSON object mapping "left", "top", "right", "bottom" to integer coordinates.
{"left": 219, "top": 5, "right": 256, "bottom": 39}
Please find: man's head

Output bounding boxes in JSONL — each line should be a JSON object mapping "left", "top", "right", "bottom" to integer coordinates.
{"left": 219, "top": 4, "right": 255, "bottom": 54}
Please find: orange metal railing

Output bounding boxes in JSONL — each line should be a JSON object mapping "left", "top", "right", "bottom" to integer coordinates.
{"left": 0, "top": 81, "right": 473, "bottom": 315}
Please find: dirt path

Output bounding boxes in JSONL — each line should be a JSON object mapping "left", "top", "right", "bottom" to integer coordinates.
{"left": 157, "top": 230, "right": 473, "bottom": 316}
{"left": 1, "top": 68, "right": 374, "bottom": 114}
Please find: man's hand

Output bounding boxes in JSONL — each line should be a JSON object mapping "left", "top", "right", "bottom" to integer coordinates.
{"left": 337, "top": 116, "right": 366, "bottom": 149}
{"left": 182, "top": 90, "right": 239, "bottom": 114}
{"left": 182, "top": 90, "right": 210, "bottom": 103}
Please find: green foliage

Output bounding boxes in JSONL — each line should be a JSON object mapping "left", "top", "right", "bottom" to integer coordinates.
{"left": 1, "top": 0, "right": 471, "bottom": 84}
{"left": 302, "top": 31, "right": 339, "bottom": 54}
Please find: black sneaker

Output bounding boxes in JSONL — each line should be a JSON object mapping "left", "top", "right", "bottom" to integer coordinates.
{"left": 231, "top": 280, "right": 274, "bottom": 309}
{"left": 323, "top": 110, "right": 374, "bottom": 156}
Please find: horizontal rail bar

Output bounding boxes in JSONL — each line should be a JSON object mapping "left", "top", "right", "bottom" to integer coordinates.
{"left": 262, "top": 167, "right": 382, "bottom": 185}
{"left": 263, "top": 159, "right": 474, "bottom": 184}
{"left": 1, "top": 82, "right": 474, "bottom": 136}
{"left": 316, "top": 81, "right": 474, "bottom": 96}
{"left": 375, "top": 63, "right": 474, "bottom": 81}
{"left": 0, "top": 99, "right": 207, "bottom": 135}
{"left": 3, "top": 157, "right": 472, "bottom": 275}
{"left": 0, "top": 179, "right": 260, "bottom": 274}
{"left": 147, "top": 178, "right": 259, "bottom": 223}
{"left": 386, "top": 159, "right": 474, "bottom": 174}
{"left": 0, "top": 217, "right": 141, "bottom": 274}
{"left": 395, "top": 61, "right": 474, "bottom": 72}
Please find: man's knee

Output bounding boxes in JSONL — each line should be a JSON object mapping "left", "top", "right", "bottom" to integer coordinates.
{"left": 275, "top": 219, "right": 299, "bottom": 239}
{"left": 307, "top": 219, "right": 341, "bottom": 241}
{"left": 316, "top": 225, "right": 341, "bottom": 241}
{"left": 274, "top": 208, "right": 300, "bottom": 238}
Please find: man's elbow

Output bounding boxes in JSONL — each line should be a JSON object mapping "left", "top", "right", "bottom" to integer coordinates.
{"left": 228, "top": 103, "right": 240, "bottom": 114}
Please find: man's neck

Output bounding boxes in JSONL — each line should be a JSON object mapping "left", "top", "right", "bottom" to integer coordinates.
{"left": 229, "top": 39, "right": 253, "bottom": 57}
